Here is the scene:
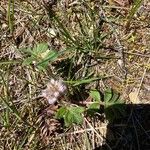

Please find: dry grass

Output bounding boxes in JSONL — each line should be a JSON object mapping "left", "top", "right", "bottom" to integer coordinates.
{"left": 0, "top": 0, "right": 150, "bottom": 149}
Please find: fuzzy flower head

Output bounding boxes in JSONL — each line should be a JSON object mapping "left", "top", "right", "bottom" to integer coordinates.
{"left": 42, "top": 78, "right": 67, "bottom": 104}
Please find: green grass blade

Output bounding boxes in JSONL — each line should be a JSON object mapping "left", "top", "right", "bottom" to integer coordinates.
{"left": 53, "top": 16, "right": 79, "bottom": 46}
{"left": 126, "top": 0, "right": 143, "bottom": 29}
{"left": 0, "top": 96, "right": 21, "bottom": 121}
{"left": 7, "top": 0, "right": 14, "bottom": 33}
{"left": 65, "top": 76, "right": 112, "bottom": 86}
{"left": 0, "top": 60, "right": 20, "bottom": 66}
{"left": 0, "top": 72, "right": 21, "bottom": 121}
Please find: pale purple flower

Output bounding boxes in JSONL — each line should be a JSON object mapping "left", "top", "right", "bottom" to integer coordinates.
{"left": 42, "top": 78, "right": 67, "bottom": 104}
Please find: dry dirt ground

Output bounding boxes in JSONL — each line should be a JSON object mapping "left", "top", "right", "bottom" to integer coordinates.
{"left": 0, "top": 0, "right": 150, "bottom": 149}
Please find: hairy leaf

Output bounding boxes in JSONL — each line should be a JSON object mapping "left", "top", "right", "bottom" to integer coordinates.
{"left": 56, "top": 106, "right": 84, "bottom": 127}
{"left": 22, "top": 43, "right": 58, "bottom": 70}
{"left": 86, "top": 90, "right": 101, "bottom": 116}
{"left": 104, "top": 88, "right": 126, "bottom": 122}
{"left": 90, "top": 89, "right": 101, "bottom": 102}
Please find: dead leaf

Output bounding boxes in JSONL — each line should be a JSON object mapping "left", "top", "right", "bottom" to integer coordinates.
{"left": 129, "top": 89, "right": 140, "bottom": 104}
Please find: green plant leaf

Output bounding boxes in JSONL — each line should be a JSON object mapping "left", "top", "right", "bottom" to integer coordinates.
{"left": 22, "top": 43, "right": 58, "bottom": 70}
{"left": 64, "top": 110, "right": 83, "bottom": 127}
{"left": 36, "top": 50, "right": 58, "bottom": 66}
{"left": 104, "top": 88, "right": 113, "bottom": 103}
{"left": 34, "top": 43, "right": 48, "bottom": 53}
{"left": 90, "top": 90, "right": 101, "bottom": 102}
{"left": 55, "top": 106, "right": 67, "bottom": 119}
{"left": 70, "top": 106, "right": 85, "bottom": 114}
{"left": 65, "top": 76, "right": 111, "bottom": 86}
{"left": 126, "top": 0, "right": 143, "bottom": 29}
{"left": 86, "top": 90, "right": 101, "bottom": 116}
{"left": 22, "top": 57, "right": 34, "bottom": 66}
{"left": 86, "top": 102, "right": 100, "bottom": 116}
{"left": 103, "top": 88, "right": 126, "bottom": 122}
{"left": 56, "top": 106, "right": 84, "bottom": 127}
{"left": 88, "top": 102, "right": 100, "bottom": 109}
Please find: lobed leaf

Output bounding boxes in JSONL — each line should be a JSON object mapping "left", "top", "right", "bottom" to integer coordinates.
{"left": 56, "top": 106, "right": 84, "bottom": 127}
{"left": 103, "top": 88, "right": 126, "bottom": 122}
{"left": 90, "top": 89, "right": 101, "bottom": 102}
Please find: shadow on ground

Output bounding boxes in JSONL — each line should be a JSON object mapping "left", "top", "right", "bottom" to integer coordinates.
{"left": 95, "top": 104, "right": 150, "bottom": 150}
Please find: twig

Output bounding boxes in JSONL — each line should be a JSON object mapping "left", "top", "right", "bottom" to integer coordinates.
{"left": 124, "top": 52, "right": 150, "bottom": 58}
{"left": 135, "top": 58, "right": 150, "bottom": 103}
{"left": 58, "top": 126, "right": 107, "bottom": 137}
{"left": 84, "top": 118, "right": 112, "bottom": 150}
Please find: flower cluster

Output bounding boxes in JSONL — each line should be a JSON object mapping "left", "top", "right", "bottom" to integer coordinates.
{"left": 42, "top": 78, "right": 67, "bottom": 104}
